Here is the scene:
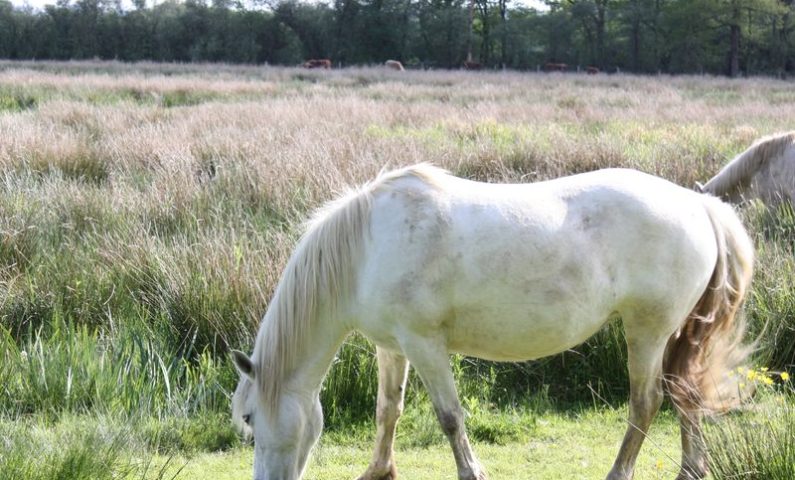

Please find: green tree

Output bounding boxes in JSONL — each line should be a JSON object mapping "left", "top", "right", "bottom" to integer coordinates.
{"left": 0, "top": 0, "right": 16, "bottom": 58}
{"left": 692, "top": 0, "right": 784, "bottom": 76}
{"left": 418, "top": 0, "right": 469, "bottom": 67}
{"left": 275, "top": 0, "right": 333, "bottom": 62}
{"left": 613, "top": 0, "right": 668, "bottom": 72}
{"left": 358, "top": 0, "right": 412, "bottom": 62}
{"left": 560, "top": 0, "right": 613, "bottom": 67}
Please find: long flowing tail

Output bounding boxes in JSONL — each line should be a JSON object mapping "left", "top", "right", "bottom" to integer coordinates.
{"left": 663, "top": 195, "right": 755, "bottom": 414}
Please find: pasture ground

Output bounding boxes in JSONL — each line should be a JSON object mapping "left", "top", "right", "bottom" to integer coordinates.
{"left": 166, "top": 407, "right": 683, "bottom": 480}
{"left": 1, "top": 61, "right": 794, "bottom": 479}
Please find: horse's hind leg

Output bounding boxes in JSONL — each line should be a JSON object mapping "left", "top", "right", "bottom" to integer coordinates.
{"left": 399, "top": 336, "right": 486, "bottom": 480}
{"left": 358, "top": 347, "right": 409, "bottom": 480}
{"left": 674, "top": 404, "right": 707, "bottom": 479}
{"left": 606, "top": 333, "right": 667, "bottom": 480}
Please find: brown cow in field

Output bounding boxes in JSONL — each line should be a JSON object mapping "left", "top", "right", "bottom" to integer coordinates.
{"left": 586, "top": 66, "right": 600, "bottom": 75}
{"left": 463, "top": 60, "right": 482, "bottom": 70}
{"left": 303, "top": 59, "right": 332, "bottom": 69}
{"left": 385, "top": 60, "right": 404, "bottom": 71}
{"left": 544, "top": 62, "right": 567, "bottom": 72}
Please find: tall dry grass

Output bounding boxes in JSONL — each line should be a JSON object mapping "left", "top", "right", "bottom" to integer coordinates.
{"left": 1, "top": 61, "right": 794, "bottom": 445}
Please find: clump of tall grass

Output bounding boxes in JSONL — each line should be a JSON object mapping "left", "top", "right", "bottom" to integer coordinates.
{"left": 742, "top": 202, "right": 795, "bottom": 370}
{"left": 0, "top": 91, "right": 36, "bottom": 112}
{"left": 0, "top": 415, "right": 181, "bottom": 480}
{"left": 745, "top": 200, "right": 795, "bottom": 249}
{"left": 706, "top": 369, "right": 795, "bottom": 480}
{"left": 0, "top": 315, "right": 233, "bottom": 420}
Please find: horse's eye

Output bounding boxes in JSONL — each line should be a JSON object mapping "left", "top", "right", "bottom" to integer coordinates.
{"left": 243, "top": 414, "right": 252, "bottom": 426}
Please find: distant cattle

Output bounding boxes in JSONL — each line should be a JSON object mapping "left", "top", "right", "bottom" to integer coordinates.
{"left": 303, "top": 59, "right": 332, "bottom": 69}
{"left": 544, "top": 62, "right": 567, "bottom": 72}
{"left": 586, "top": 66, "right": 600, "bottom": 75}
{"left": 385, "top": 60, "right": 404, "bottom": 71}
{"left": 698, "top": 131, "right": 795, "bottom": 206}
{"left": 463, "top": 60, "right": 482, "bottom": 70}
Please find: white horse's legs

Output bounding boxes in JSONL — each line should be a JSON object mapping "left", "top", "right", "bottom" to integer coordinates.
{"left": 358, "top": 347, "right": 410, "bottom": 480}
{"left": 400, "top": 337, "right": 487, "bottom": 480}
{"left": 606, "top": 337, "right": 666, "bottom": 480}
{"left": 675, "top": 407, "right": 707, "bottom": 479}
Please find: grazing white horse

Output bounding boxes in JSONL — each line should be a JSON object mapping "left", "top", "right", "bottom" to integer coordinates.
{"left": 232, "top": 165, "right": 753, "bottom": 480}
{"left": 699, "top": 131, "right": 795, "bottom": 205}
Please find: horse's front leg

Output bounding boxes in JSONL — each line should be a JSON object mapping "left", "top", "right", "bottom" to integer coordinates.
{"left": 399, "top": 335, "right": 487, "bottom": 480}
{"left": 357, "top": 347, "right": 409, "bottom": 480}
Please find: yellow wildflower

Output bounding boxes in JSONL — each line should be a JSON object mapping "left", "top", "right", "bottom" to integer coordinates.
{"left": 761, "top": 367, "right": 769, "bottom": 372}
{"left": 747, "top": 370, "right": 757, "bottom": 381}
{"left": 656, "top": 459, "right": 664, "bottom": 471}
{"left": 763, "top": 376, "right": 774, "bottom": 386}
{"left": 781, "top": 372, "right": 790, "bottom": 382}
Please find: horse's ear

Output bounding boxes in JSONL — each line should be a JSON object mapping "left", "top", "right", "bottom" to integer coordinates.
{"left": 232, "top": 350, "right": 255, "bottom": 380}
{"left": 695, "top": 181, "right": 705, "bottom": 193}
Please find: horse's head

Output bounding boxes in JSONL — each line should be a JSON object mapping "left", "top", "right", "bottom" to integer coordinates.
{"left": 232, "top": 350, "right": 323, "bottom": 480}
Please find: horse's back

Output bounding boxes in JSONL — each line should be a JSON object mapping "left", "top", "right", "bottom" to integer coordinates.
{"left": 354, "top": 168, "right": 718, "bottom": 361}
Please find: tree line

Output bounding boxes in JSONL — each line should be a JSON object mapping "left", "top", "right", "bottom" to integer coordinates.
{"left": 0, "top": 0, "right": 793, "bottom": 76}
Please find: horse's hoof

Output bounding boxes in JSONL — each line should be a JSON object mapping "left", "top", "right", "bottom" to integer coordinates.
{"left": 604, "top": 469, "right": 631, "bottom": 480}
{"left": 459, "top": 469, "right": 488, "bottom": 480}
{"left": 675, "top": 461, "right": 708, "bottom": 480}
{"left": 356, "top": 474, "right": 394, "bottom": 480}
{"left": 675, "top": 470, "right": 707, "bottom": 480}
{"left": 356, "top": 463, "right": 397, "bottom": 480}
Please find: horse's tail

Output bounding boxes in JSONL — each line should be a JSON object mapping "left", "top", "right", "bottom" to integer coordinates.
{"left": 663, "top": 195, "right": 754, "bottom": 414}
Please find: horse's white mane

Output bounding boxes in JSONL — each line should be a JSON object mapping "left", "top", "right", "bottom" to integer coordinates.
{"left": 702, "top": 131, "right": 795, "bottom": 197}
{"left": 254, "top": 163, "right": 447, "bottom": 410}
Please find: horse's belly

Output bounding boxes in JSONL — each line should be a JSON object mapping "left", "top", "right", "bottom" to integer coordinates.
{"left": 445, "top": 306, "right": 612, "bottom": 361}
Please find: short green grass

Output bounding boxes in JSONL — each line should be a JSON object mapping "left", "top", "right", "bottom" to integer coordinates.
{"left": 157, "top": 406, "right": 683, "bottom": 480}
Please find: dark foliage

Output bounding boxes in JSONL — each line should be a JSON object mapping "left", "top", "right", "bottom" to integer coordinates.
{"left": 0, "top": 0, "right": 793, "bottom": 76}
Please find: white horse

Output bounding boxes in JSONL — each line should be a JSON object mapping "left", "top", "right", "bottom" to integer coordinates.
{"left": 232, "top": 165, "right": 753, "bottom": 480}
{"left": 698, "top": 131, "right": 795, "bottom": 206}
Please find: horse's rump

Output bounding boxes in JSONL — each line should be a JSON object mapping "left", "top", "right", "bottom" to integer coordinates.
{"left": 663, "top": 195, "right": 754, "bottom": 413}
{"left": 385, "top": 60, "right": 404, "bottom": 71}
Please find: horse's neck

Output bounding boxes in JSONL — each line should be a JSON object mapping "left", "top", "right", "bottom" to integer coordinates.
{"left": 282, "top": 311, "right": 351, "bottom": 396}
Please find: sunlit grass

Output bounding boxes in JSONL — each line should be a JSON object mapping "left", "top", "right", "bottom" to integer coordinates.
{"left": 154, "top": 405, "right": 684, "bottom": 480}
{"left": 0, "top": 61, "right": 794, "bottom": 479}
{"left": 0, "top": 415, "right": 182, "bottom": 480}
{"left": 706, "top": 370, "right": 795, "bottom": 480}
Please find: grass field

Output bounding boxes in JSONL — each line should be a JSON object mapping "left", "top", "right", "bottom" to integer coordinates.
{"left": 1, "top": 60, "right": 795, "bottom": 479}
{"left": 161, "top": 407, "right": 685, "bottom": 480}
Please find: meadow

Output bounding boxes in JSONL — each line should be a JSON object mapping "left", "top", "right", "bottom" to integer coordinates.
{"left": 0, "top": 60, "right": 794, "bottom": 479}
